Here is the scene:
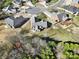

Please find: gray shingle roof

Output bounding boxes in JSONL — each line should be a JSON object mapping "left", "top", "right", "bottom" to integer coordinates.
{"left": 26, "top": 7, "right": 41, "bottom": 14}
{"left": 57, "top": 13, "right": 68, "bottom": 21}
{"left": 5, "top": 16, "right": 29, "bottom": 28}
{"left": 35, "top": 21, "right": 47, "bottom": 28}
{"left": 64, "top": 6, "right": 79, "bottom": 14}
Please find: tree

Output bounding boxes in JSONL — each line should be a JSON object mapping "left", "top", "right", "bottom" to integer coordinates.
{"left": 0, "top": 0, "right": 12, "bottom": 9}
{"left": 48, "top": 41, "right": 56, "bottom": 47}
{"left": 31, "top": 0, "right": 38, "bottom": 5}
{"left": 64, "top": 43, "right": 70, "bottom": 51}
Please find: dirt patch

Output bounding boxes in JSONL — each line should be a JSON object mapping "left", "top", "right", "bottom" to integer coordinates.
{"left": 0, "top": 29, "right": 17, "bottom": 44}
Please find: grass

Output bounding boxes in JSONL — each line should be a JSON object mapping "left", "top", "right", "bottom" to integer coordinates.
{"left": 50, "top": 0, "right": 58, "bottom": 3}
{"left": 34, "top": 27, "right": 79, "bottom": 42}
{"left": 0, "top": 0, "right": 12, "bottom": 9}
{"left": 37, "top": 13, "right": 47, "bottom": 20}
{"left": 48, "top": 0, "right": 58, "bottom": 5}
{"left": 46, "top": 28, "right": 74, "bottom": 41}
{"left": 73, "top": 16, "right": 79, "bottom": 26}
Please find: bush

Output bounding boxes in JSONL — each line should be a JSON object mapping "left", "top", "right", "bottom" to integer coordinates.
{"left": 31, "top": 0, "right": 38, "bottom": 5}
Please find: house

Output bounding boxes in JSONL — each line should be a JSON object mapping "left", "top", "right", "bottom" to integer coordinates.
{"left": 32, "top": 21, "right": 47, "bottom": 31}
{"left": 2, "top": 5, "right": 16, "bottom": 14}
{"left": 5, "top": 16, "right": 30, "bottom": 28}
{"left": 31, "top": 16, "right": 52, "bottom": 32}
{"left": 64, "top": 6, "right": 79, "bottom": 15}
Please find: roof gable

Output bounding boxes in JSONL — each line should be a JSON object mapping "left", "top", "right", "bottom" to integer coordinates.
{"left": 57, "top": 13, "right": 68, "bottom": 21}
{"left": 5, "top": 16, "right": 30, "bottom": 28}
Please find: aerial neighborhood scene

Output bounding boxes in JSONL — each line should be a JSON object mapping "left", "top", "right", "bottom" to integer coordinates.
{"left": 0, "top": 0, "right": 79, "bottom": 59}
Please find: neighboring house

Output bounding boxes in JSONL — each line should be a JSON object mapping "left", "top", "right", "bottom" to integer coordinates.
{"left": 51, "top": 12, "right": 71, "bottom": 24}
{"left": 26, "top": 7, "right": 41, "bottom": 14}
{"left": 5, "top": 16, "right": 30, "bottom": 28}
{"left": 64, "top": 6, "right": 79, "bottom": 15}
{"left": 57, "top": 13, "right": 73, "bottom": 26}
{"left": 57, "top": 13, "right": 70, "bottom": 21}
{"left": 2, "top": 5, "right": 16, "bottom": 14}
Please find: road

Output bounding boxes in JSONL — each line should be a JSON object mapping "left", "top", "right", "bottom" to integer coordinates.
{"left": 25, "top": 0, "right": 66, "bottom": 24}
{"left": 49, "top": 0, "right": 65, "bottom": 9}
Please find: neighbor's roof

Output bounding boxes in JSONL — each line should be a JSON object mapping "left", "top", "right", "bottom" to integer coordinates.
{"left": 26, "top": 7, "right": 41, "bottom": 14}
{"left": 57, "top": 13, "right": 68, "bottom": 21}
{"left": 5, "top": 16, "right": 30, "bottom": 28}
{"left": 64, "top": 6, "right": 79, "bottom": 13}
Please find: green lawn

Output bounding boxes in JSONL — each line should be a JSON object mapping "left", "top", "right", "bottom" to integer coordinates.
{"left": 50, "top": 0, "right": 58, "bottom": 3}
{"left": 47, "top": 0, "right": 58, "bottom": 5}
{"left": 73, "top": 16, "right": 79, "bottom": 26}
{"left": 0, "top": 0, "right": 12, "bottom": 9}
{"left": 34, "top": 28, "right": 79, "bottom": 42}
